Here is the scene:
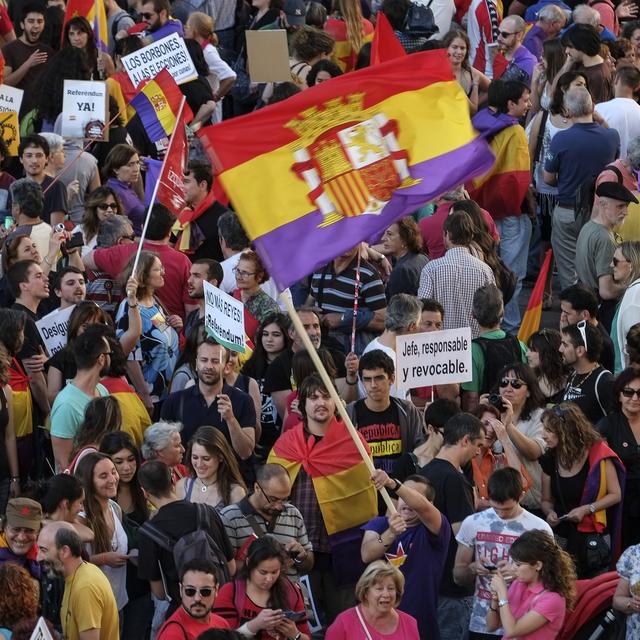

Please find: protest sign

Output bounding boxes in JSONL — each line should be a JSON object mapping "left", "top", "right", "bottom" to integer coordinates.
{"left": 245, "top": 30, "right": 292, "bottom": 83}
{"left": 396, "top": 327, "right": 472, "bottom": 391}
{"left": 29, "top": 617, "right": 54, "bottom": 640}
{"left": 61, "top": 81, "right": 108, "bottom": 141}
{"left": 0, "top": 111, "right": 19, "bottom": 155}
{"left": 36, "top": 305, "right": 75, "bottom": 357}
{"left": 0, "top": 84, "right": 23, "bottom": 114}
{"left": 121, "top": 33, "right": 197, "bottom": 88}
{"left": 203, "top": 281, "right": 245, "bottom": 353}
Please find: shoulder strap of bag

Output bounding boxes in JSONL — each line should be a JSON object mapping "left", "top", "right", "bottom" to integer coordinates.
{"left": 246, "top": 513, "right": 268, "bottom": 537}
{"left": 594, "top": 370, "right": 608, "bottom": 414}
{"left": 185, "top": 477, "right": 196, "bottom": 501}
{"left": 534, "top": 109, "right": 549, "bottom": 165}
{"left": 355, "top": 605, "right": 374, "bottom": 640}
{"left": 139, "top": 521, "right": 174, "bottom": 551}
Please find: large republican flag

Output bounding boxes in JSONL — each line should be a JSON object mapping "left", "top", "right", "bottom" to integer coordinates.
{"left": 198, "top": 50, "right": 495, "bottom": 290}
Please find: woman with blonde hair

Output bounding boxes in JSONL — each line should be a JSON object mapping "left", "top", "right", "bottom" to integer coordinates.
{"left": 185, "top": 12, "right": 236, "bottom": 122}
{"left": 324, "top": 0, "right": 373, "bottom": 72}
{"left": 326, "top": 560, "right": 419, "bottom": 639}
{"left": 612, "top": 240, "right": 640, "bottom": 372}
{"left": 487, "top": 530, "right": 576, "bottom": 638}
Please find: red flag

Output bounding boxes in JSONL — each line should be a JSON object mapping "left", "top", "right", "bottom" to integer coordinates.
{"left": 518, "top": 249, "right": 552, "bottom": 343}
{"left": 370, "top": 12, "right": 406, "bottom": 65}
{"left": 156, "top": 102, "right": 188, "bottom": 216}
{"left": 63, "top": 0, "right": 93, "bottom": 29}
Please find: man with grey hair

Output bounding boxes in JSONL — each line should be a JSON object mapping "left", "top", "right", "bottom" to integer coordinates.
{"left": 544, "top": 87, "right": 619, "bottom": 289}
{"left": 522, "top": 4, "right": 567, "bottom": 59}
{"left": 461, "top": 284, "right": 527, "bottom": 411}
{"left": 37, "top": 521, "right": 120, "bottom": 639}
{"left": 361, "top": 293, "right": 422, "bottom": 399}
{"left": 496, "top": 15, "right": 537, "bottom": 84}
{"left": 8, "top": 178, "right": 51, "bottom": 262}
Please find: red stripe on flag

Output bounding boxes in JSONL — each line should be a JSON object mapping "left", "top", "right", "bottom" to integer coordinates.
{"left": 518, "top": 249, "right": 552, "bottom": 343}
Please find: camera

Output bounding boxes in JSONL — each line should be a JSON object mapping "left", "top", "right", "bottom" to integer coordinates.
{"left": 488, "top": 393, "right": 505, "bottom": 412}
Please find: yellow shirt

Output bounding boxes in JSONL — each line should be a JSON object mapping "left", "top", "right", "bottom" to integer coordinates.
{"left": 61, "top": 562, "right": 119, "bottom": 640}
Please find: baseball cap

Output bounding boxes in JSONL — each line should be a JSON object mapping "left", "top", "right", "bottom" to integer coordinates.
{"left": 596, "top": 181, "right": 639, "bottom": 204}
{"left": 284, "top": 0, "right": 306, "bottom": 26}
{"left": 5, "top": 498, "right": 43, "bottom": 530}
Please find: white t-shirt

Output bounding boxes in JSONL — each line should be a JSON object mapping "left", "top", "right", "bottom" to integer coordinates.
{"left": 456, "top": 507, "right": 553, "bottom": 634}
{"left": 511, "top": 407, "right": 546, "bottom": 510}
{"left": 596, "top": 97, "right": 640, "bottom": 158}
{"left": 203, "top": 43, "right": 236, "bottom": 124}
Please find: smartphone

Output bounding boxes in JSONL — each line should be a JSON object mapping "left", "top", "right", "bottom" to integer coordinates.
{"left": 3, "top": 215, "right": 13, "bottom": 230}
{"left": 484, "top": 564, "right": 498, "bottom": 572}
{"left": 282, "top": 610, "right": 306, "bottom": 621}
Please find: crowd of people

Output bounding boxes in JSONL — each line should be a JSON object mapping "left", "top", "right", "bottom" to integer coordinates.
{"left": 1, "top": 0, "right": 640, "bottom": 639}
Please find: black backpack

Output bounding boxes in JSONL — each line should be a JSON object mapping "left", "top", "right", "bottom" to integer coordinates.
{"left": 473, "top": 335, "right": 523, "bottom": 394}
{"left": 139, "top": 503, "right": 231, "bottom": 586}
{"left": 574, "top": 164, "right": 623, "bottom": 233}
{"left": 403, "top": 0, "right": 439, "bottom": 39}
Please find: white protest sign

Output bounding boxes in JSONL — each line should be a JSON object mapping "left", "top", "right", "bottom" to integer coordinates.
{"left": 121, "top": 32, "right": 197, "bottom": 88}
{"left": 29, "top": 617, "right": 54, "bottom": 640}
{"left": 396, "top": 327, "right": 472, "bottom": 391}
{"left": 0, "top": 84, "right": 23, "bottom": 114}
{"left": 203, "top": 281, "right": 246, "bottom": 353}
{"left": 36, "top": 305, "right": 75, "bottom": 357}
{"left": 61, "top": 80, "right": 108, "bottom": 141}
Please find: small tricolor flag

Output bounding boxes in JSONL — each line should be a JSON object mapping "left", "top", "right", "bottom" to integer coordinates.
{"left": 518, "top": 249, "right": 553, "bottom": 343}
{"left": 130, "top": 69, "right": 193, "bottom": 143}
{"left": 198, "top": 50, "right": 495, "bottom": 291}
{"left": 370, "top": 12, "right": 406, "bottom": 65}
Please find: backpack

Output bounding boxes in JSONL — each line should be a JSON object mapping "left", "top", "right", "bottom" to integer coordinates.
{"left": 473, "top": 334, "right": 524, "bottom": 394}
{"left": 403, "top": 0, "right": 439, "bottom": 39}
{"left": 139, "top": 503, "right": 231, "bottom": 586}
{"left": 574, "top": 164, "right": 623, "bottom": 234}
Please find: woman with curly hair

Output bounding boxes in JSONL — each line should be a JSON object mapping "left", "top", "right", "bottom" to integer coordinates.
{"left": 540, "top": 403, "right": 625, "bottom": 578}
{"left": 176, "top": 426, "right": 246, "bottom": 511}
{"left": 289, "top": 25, "right": 335, "bottom": 87}
{"left": 487, "top": 530, "right": 576, "bottom": 638}
{"left": 0, "top": 563, "right": 40, "bottom": 637}
{"left": 74, "top": 186, "right": 123, "bottom": 255}
{"left": 526, "top": 328, "right": 567, "bottom": 402}
{"left": 324, "top": 0, "right": 373, "bottom": 72}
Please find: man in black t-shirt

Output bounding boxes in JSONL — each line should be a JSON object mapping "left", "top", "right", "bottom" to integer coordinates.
{"left": 138, "top": 461, "right": 235, "bottom": 619}
{"left": 420, "top": 413, "right": 485, "bottom": 640}
{"left": 561, "top": 322, "right": 614, "bottom": 424}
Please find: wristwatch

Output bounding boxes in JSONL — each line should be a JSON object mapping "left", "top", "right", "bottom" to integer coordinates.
{"left": 589, "top": 504, "right": 597, "bottom": 514}
{"left": 498, "top": 598, "right": 509, "bottom": 608}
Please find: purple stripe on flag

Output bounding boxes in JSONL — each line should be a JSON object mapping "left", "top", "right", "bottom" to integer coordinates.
{"left": 253, "top": 137, "right": 495, "bottom": 291}
{"left": 130, "top": 93, "right": 167, "bottom": 143}
{"left": 144, "top": 157, "right": 162, "bottom": 205}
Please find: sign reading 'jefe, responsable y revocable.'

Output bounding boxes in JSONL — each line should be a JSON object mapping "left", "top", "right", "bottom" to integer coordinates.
{"left": 203, "top": 281, "right": 246, "bottom": 353}
{"left": 121, "top": 33, "right": 197, "bottom": 88}
{"left": 396, "top": 327, "right": 472, "bottom": 391}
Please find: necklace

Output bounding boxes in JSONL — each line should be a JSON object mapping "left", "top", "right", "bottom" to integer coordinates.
{"left": 198, "top": 477, "right": 217, "bottom": 493}
{"left": 568, "top": 366, "right": 598, "bottom": 389}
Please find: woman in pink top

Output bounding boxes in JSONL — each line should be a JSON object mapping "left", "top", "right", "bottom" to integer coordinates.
{"left": 326, "top": 561, "right": 419, "bottom": 640}
{"left": 486, "top": 530, "right": 576, "bottom": 639}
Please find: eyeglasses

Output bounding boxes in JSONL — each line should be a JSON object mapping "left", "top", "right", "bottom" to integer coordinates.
{"left": 576, "top": 319, "right": 588, "bottom": 349}
{"left": 182, "top": 586, "right": 214, "bottom": 598}
{"left": 233, "top": 267, "right": 256, "bottom": 278}
{"left": 499, "top": 378, "right": 525, "bottom": 389}
{"left": 256, "top": 480, "right": 290, "bottom": 504}
{"left": 122, "top": 233, "right": 136, "bottom": 241}
{"left": 622, "top": 387, "right": 640, "bottom": 398}
{"left": 140, "top": 11, "right": 155, "bottom": 18}
{"left": 499, "top": 30, "right": 521, "bottom": 38}
{"left": 97, "top": 202, "right": 118, "bottom": 211}
{"left": 612, "top": 256, "right": 629, "bottom": 267}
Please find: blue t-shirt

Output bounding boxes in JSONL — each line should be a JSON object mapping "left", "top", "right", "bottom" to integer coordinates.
{"left": 544, "top": 122, "right": 619, "bottom": 204}
{"left": 363, "top": 516, "right": 451, "bottom": 640}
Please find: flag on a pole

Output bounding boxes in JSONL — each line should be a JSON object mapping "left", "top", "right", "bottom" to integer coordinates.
{"left": 156, "top": 111, "right": 188, "bottom": 216}
{"left": 370, "top": 12, "right": 406, "bottom": 65}
{"left": 518, "top": 249, "right": 553, "bottom": 343}
{"left": 130, "top": 69, "right": 193, "bottom": 143}
{"left": 63, "top": 0, "right": 108, "bottom": 51}
{"left": 198, "top": 50, "right": 495, "bottom": 291}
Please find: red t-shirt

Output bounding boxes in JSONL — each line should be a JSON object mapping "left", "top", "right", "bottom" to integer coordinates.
{"left": 0, "top": 6, "right": 13, "bottom": 37}
{"left": 157, "top": 606, "right": 229, "bottom": 640}
{"left": 93, "top": 240, "right": 192, "bottom": 319}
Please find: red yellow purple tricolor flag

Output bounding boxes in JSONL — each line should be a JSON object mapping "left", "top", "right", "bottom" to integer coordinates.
{"left": 198, "top": 51, "right": 495, "bottom": 291}
{"left": 518, "top": 249, "right": 553, "bottom": 343}
{"left": 267, "top": 417, "right": 377, "bottom": 535}
{"left": 130, "top": 69, "right": 193, "bottom": 143}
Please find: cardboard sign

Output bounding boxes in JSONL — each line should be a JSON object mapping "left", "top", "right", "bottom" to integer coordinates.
{"left": 203, "top": 281, "right": 246, "bottom": 353}
{"left": 121, "top": 33, "right": 197, "bottom": 88}
{"left": 36, "top": 305, "right": 75, "bottom": 357}
{"left": 0, "top": 84, "right": 23, "bottom": 114}
{"left": 396, "top": 327, "right": 472, "bottom": 391}
{"left": 245, "top": 30, "right": 292, "bottom": 83}
{"left": 61, "top": 81, "right": 109, "bottom": 141}
{"left": 0, "top": 111, "right": 19, "bottom": 155}
{"left": 29, "top": 617, "right": 54, "bottom": 640}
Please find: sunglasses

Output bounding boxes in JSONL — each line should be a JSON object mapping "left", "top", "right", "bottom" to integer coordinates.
{"left": 612, "top": 256, "right": 629, "bottom": 267}
{"left": 140, "top": 11, "right": 154, "bottom": 18}
{"left": 182, "top": 586, "right": 214, "bottom": 598}
{"left": 97, "top": 202, "right": 118, "bottom": 211}
{"left": 552, "top": 405, "right": 567, "bottom": 421}
{"left": 499, "top": 378, "right": 525, "bottom": 389}
{"left": 576, "top": 319, "right": 588, "bottom": 349}
{"left": 499, "top": 30, "right": 520, "bottom": 38}
{"left": 622, "top": 387, "right": 640, "bottom": 398}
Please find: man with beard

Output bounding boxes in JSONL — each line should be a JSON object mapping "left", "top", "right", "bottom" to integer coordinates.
{"left": 161, "top": 338, "right": 256, "bottom": 461}
{"left": 220, "top": 463, "right": 314, "bottom": 580}
{"left": 157, "top": 559, "right": 230, "bottom": 639}
{"left": 37, "top": 521, "right": 119, "bottom": 640}
{"left": 52, "top": 267, "right": 86, "bottom": 310}
{"left": 50, "top": 325, "right": 110, "bottom": 470}
{"left": 184, "top": 259, "right": 223, "bottom": 339}
{"left": 2, "top": 2, "right": 52, "bottom": 118}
